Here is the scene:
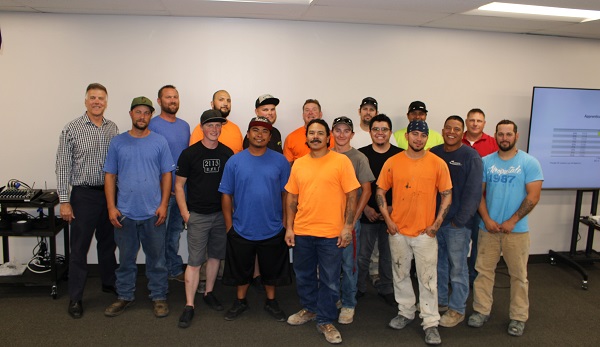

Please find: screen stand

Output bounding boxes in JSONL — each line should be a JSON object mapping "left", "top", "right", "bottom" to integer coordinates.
{"left": 549, "top": 189, "right": 600, "bottom": 290}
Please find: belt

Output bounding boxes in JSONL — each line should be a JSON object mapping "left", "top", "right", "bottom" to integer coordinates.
{"left": 76, "top": 185, "right": 105, "bottom": 191}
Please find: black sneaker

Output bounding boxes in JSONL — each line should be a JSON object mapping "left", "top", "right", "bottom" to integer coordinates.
{"left": 203, "top": 292, "right": 224, "bottom": 311}
{"left": 178, "top": 305, "right": 194, "bottom": 328}
{"left": 225, "top": 299, "right": 248, "bottom": 321}
{"left": 264, "top": 299, "right": 286, "bottom": 322}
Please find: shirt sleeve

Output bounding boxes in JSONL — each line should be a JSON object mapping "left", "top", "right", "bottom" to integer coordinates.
{"left": 55, "top": 127, "right": 73, "bottom": 203}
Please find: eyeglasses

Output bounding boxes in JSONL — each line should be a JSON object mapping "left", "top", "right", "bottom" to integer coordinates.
{"left": 371, "top": 127, "right": 390, "bottom": 133}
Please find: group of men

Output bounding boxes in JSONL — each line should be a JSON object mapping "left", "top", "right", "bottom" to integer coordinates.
{"left": 56, "top": 83, "right": 543, "bottom": 346}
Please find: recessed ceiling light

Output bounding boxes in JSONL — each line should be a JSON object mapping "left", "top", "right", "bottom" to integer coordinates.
{"left": 208, "top": 0, "right": 313, "bottom": 4}
{"left": 465, "top": 2, "right": 600, "bottom": 23}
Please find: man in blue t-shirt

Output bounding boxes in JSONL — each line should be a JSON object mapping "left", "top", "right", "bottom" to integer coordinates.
{"left": 103, "top": 96, "right": 175, "bottom": 319}
{"left": 467, "top": 120, "right": 543, "bottom": 337}
{"left": 430, "top": 115, "right": 483, "bottom": 328}
{"left": 149, "top": 85, "right": 190, "bottom": 283}
{"left": 219, "top": 116, "right": 291, "bottom": 322}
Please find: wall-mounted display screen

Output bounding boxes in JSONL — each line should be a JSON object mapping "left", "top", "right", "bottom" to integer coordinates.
{"left": 527, "top": 87, "right": 600, "bottom": 189}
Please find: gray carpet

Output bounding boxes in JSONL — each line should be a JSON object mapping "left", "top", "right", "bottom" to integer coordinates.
{"left": 1, "top": 261, "right": 600, "bottom": 346}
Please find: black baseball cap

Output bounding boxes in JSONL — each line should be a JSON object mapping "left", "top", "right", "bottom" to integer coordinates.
{"left": 332, "top": 116, "right": 354, "bottom": 132}
{"left": 360, "top": 97, "right": 378, "bottom": 110}
{"left": 408, "top": 101, "right": 428, "bottom": 113}
{"left": 255, "top": 94, "right": 280, "bottom": 108}
{"left": 200, "top": 109, "right": 226, "bottom": 125}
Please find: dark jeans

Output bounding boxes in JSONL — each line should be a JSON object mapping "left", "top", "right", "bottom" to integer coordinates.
{"left": 357, "top": 222, "right": 393, "bottom": 295}
{"left": 293, "top": 236, "right": 342, "bottom": 325}
{"left": 68, "top": 186, "right": 117, "bottom": 301}
{"left": 468, "top": 214, "right": 482, "bottom": 284}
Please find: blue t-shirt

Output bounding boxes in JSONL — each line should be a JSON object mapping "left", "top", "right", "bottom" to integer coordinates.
{"left": 218, "top": 149, "right": 291, "bottom": 241}
{"left": 149, "top": 116, "right": 190, "bottom": 191}
{"left": 104, "top": 132, "right": 175, "bottom": 220}
{"left": 480, "top": 150, "right": 543, "bottom": 233}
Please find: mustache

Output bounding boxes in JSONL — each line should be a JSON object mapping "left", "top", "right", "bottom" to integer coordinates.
{"left": 309, "top": 139, "right": 322, "bottom": 143}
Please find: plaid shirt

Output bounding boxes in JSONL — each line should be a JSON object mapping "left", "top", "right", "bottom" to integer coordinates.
{"left": 55, "top": 113, "right": 119, "bottom": 202}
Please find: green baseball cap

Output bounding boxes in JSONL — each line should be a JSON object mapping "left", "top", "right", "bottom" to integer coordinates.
{"left": 130, "top": 96, "right": 155, "bottom": 112}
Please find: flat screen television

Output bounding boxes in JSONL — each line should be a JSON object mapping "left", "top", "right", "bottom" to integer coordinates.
{"left": 527, "top": 87, "right": 600, "bottom": 189}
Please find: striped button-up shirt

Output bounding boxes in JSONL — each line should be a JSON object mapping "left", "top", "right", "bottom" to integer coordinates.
{"left": 55, "top": 113, "right": 119, "bottom": 202}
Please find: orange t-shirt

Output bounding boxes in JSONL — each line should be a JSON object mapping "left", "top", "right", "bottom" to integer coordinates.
{"left": 285, "top": 151, "right": 360, "bottom": 238}
{"left": 283, "top": 126, "right": 335, "bottom": 163}
{"left": 377, "top": 151, "right": 452, "bottom": 237}
{"left": 189, "top": 120, "right": 243, "bottom": 154}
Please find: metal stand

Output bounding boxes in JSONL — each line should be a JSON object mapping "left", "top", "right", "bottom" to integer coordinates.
{"left": 549, "top": 189, "right": 600, "bottom": 290}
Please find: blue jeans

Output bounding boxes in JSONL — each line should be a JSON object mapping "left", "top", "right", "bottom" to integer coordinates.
{"left": 114, "top": 216, "right": 168, "bottom": 301}
{"left": 468, "top": 214, "right": 481, "bottom": 284}
{"left": 293, "top": 236, "right": 342, "bottom": 325}
{"left": 437, "top": 224, "right": 470, "bottom": 314}
{"left": 357, "top": 222, "right": 393, "bottom": 295}
{"left": 340, "top": 221, "right": 360, "bottom": 308}
{"left": 165, "top": 194, "right": 184, "bottom": 277}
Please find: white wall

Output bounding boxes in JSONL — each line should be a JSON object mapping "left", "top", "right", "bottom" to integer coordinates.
{"left": 1, "top": 12, "right": 599, "bottom": 263}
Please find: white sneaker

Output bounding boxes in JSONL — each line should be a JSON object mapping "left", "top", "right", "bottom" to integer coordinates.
{"left": 338, "top": 307, "right": 355, "bottom": 324}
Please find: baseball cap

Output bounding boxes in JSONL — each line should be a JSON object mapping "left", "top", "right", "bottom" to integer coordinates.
{"left": 407, "top": 120, "right": 429, "bottom": 135}
{"left": 255, "top": 94, "right": 280, "bottom": 108}
{"left": 130, "top": 96, "right": 155, "bottom": 112}
{"left": 332, "top": 116, "right": 354, "bottom": 132}
{"left": 200, "top": 109, "right": 226, "bottom": 125}
{"left": 360, "top": 97, "right": 378, "bottom": 110}
{"left": 408, "top": 101, "right": 428, "bottom": 113}
{"left": 248, "top": 116, "right": 273, "bottom": 131}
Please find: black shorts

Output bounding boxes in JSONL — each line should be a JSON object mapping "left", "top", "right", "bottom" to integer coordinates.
{"left": 222, "top": 227, "right": 291, "bottom": 287}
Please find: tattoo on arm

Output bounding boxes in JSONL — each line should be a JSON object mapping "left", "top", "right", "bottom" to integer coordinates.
{"left": 345, "top": 193, "right": 357, "bottom": 225}
{"left": 376, "top": 194, "right": 385, "bottom": 209}
{"left": 440, "top": 189, "right": 452, "bottom": 197}
{"left": 516, "top": 199, "right": 535, "bottom": 219}
{"left": 289, "top": 200, "right": 298, "bottom": 214}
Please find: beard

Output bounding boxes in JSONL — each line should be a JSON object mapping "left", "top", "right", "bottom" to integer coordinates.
{"left": 161, "top": 103, "right": 179, "bottom": 115}
{"left": 133, "top": 121, "right": 148, "bottom": 131}
{"left": 498, "top": 140, "right": 516, "bottom": 151}
{"left": 408, "top": 143, "right": 424, "bottom": 153}
{"left": 214, "top": 106, "right": 230, "bottom": 118}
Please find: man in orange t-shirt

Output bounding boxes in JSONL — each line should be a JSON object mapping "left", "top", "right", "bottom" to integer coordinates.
{"left": 284, "top": 119, "right": 359, "bottom": 344}
{"left": 376, "top": 120, "right": 452, "bottom": 346}
{"left": 189, "top": 90, "right": 243, "bottom": 153}
{"left": 283, "top": 99, "right": 334, "bottom": 164}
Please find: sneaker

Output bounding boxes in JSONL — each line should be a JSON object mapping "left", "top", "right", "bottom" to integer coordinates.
{"left": 379, "top": 292, "right": 397, "bottom": 307}
{"left": 264, "top": 299, "right": 286, "bottom": 322}
{"left": 388, "top": 315, "right": 413, "bottom": 330}
{"left": 439, "top": 309, "right": 464, "bottom": 328}
{"left": 153, "top": 300, "right": 169, "bottom": 318}
{"left": 467, "top": 312, "right": 490, "bottom": 328}
{"left": 169, "top": 273, "right": 185, "bottom": 283}
{"left": 203, "top": 292, "right": 224, "bottom": 311}
{"left": 225, "top": 299, "right": 248, "bottom": 321}
{"left": 196, "top": 280, "right": 206, "bottom": 294}
{"left": 104, "top": 299, "right": 134, "bottom": 317}
{"left": 424, "top": 326, "right": 442, "bottom": 345}
{"left": 287, "top": 308, "right": 316, "bottom": 325}
{"left": 508, "top": 319, "right": 525, "bottom": 336}
{"left": 317, "top": 323, "right": 342, "bottom": 344}
{"left": 251, "top": 276, "right": 265, "bottom": 292}
{"left": 338, "top": 307, "right": 355, "bottom": 324}
{"left": 178, "top": 305, "right": 194, "bottom": 328}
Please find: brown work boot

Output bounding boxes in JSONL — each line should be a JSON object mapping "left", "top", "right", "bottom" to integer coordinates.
{"left": 153, "top": 300, "right": 169, "bottom": 318}
{"left": 104, "top": 299, "right": 134, "bottom": 317}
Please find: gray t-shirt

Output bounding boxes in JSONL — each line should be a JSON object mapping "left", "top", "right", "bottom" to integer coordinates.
{"left": 339, "top": 147, "right": 375, "bottom": 198}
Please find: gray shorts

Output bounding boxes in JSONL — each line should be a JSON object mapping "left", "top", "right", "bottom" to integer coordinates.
{"left": 187, "top": 211, "right": 227, "bottom": 266}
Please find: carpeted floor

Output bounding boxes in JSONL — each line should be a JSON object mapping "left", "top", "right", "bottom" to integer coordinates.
{"left": 1, "top": 261, "right": 600, "bottom": 346}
